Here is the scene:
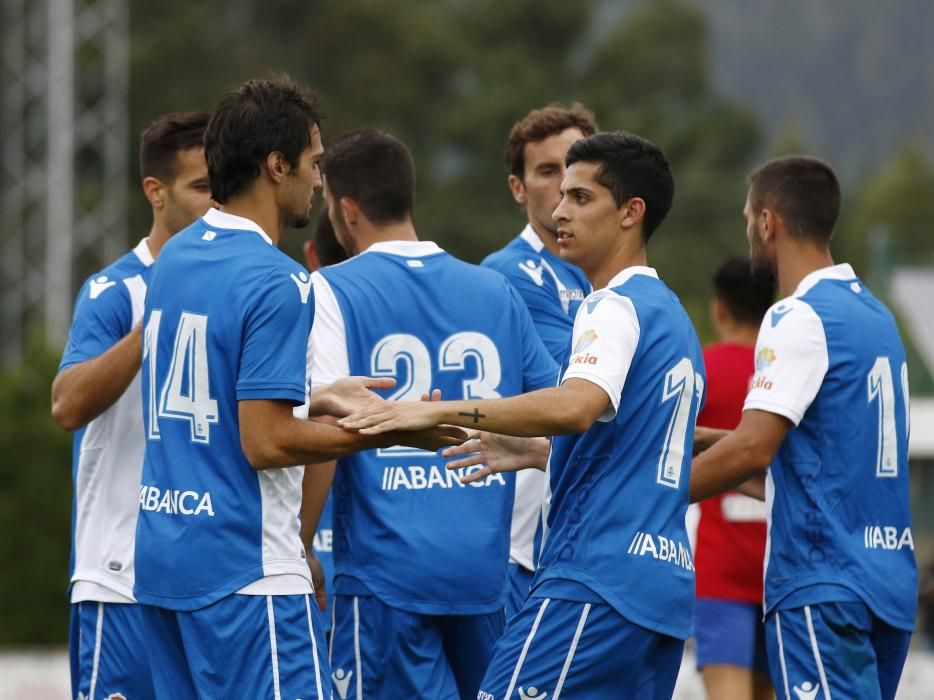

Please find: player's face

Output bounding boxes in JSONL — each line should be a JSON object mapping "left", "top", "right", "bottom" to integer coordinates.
{"left": 744, "top": 192, "right": 776, "bottom": 273}
{"left": 553, "top": 161, "right": 623, "bottom": 276}
{"left": 515, "top": 128, "right": 586, "bottom": 238}
{"left": 163, "top": 147, "right": 212, "bottom": 235}
{"left": 284, "top": 123, "right": 324, "bottom": 229}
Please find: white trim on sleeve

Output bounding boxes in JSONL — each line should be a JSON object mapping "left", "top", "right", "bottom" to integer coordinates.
{"left": 308, "top": 270, "right": 350, "bottom": 388}
{"left": 743, "top": 298, "right": 828, "bottom": 426}
{"left": 561, "top": 292, "right": 640, "bottom": 421}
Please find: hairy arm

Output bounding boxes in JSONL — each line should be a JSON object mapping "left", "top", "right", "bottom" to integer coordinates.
{"left": 51, "top": 325, "right": 143, "bottom": 431}
{"left": 340, "top": 378, "right": 609, "bottom": 438}
{"left": 689, "top": 409, "right": 791, "bottom": 503}
{"left": 240, "top": 400, "right": 464, "bottom": 470}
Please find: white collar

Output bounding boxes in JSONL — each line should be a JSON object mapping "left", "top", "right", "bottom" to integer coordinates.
{"left": 793, "top": 263, "right": 856, "bottom": 297}
{"left": 602, "top": 265, "right": 659, "bottom": 290}
{"left": 132, "top": 238, "right": 155, "bottom": 267}
{"left": 518, "top": 224, "right": 546, "bottom": 253}
{"left": 361, "top": 240, "right": 444, "bottom": 257}
{"left": 202, "top": 208, "right": 273, "bottom": 245}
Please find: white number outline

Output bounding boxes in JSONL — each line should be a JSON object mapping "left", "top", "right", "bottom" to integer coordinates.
{"left": 371, "top": 331, "right": 502, "bottom": 457}
{"left": 867, "top": 356, "right": 900, "bottom": 478}
{"left": 657, "top": 357, "right": 701, "bottom": 489}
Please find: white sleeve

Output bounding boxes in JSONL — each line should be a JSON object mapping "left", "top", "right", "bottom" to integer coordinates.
{"left": 308, "top": 271, "right": 350, "bottom": 390}
{"left": 743, "top": 298, "right": 828, "bottom": 426}
{"left": 561, "top": 291, "right": 640, "bottom": 422}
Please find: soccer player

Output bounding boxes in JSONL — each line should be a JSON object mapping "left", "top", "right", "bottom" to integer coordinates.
{"left": 133, "top": 79, "right": 462, "bottom": 699}
{"left": 51, "top": 110, "right": 211, "bottom": 700}
{"left": 690, "top": 156, "right": 916, "bottom": 700}
{"left": 693, "top": 257, "right": 775, "bottom": 700}
{"left": 342, "top": 131, "right": 705, "bottom": 698}
{"left": 482, "top": 104, "right": 596, "bottom": 617}
{"left": 303, "top": 129, "right": 558, "bottom": 700}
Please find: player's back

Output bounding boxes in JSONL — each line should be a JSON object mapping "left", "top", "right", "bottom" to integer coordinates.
{"left": 317, "top": 241, "right": 557, "bottom": 615}
{"left": 754, "top": 272, "right": 916, "bottom": 631}
{"left": 540, "top": 269, "right": 704, "bottom": 640}
{"left": 136, "top": 209, "right": 314, "bottom": 610}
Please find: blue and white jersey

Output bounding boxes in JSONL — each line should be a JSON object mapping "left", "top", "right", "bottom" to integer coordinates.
{"left": 135, "top": 208, "right": 315, "bottom": 611}
{"left": 309, "top": 240, "right": 558, "bottom": 615}
{"left": 536, "top": 266, "right": 705, "bottom": 640}
{"left": 60, "top": 239, "right": 154, "bottom": 604}
{"left": 482, "top": 225, "right": 590, "bottom": 572}
{"left": 744, "top": 263, "right": 916, "bottom": 631}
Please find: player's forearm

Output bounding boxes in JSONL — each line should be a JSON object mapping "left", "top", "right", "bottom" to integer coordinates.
{"left": 244, "top": 418, "right": 388, "bottom": 469}
{"left": 51, "top": 325, "right": 143, "bottom": 431}
{"left": 300, "top": 460, "right": 335, "bottom": 549}
{"left": 689, "top": 430, "right": 773, "bottom": 503}
{"left": 424, "top": 387, "right": 590, "bottom": 438}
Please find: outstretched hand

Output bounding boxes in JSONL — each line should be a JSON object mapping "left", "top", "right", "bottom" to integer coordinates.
{"left": 339, "top": 400, "right": 442, "bottom": 434}
{"left": 310, "top": 375, "right": 396, "bottom": 419}
{"left": 443, "top": 432, "right": 549, "bottom": 484}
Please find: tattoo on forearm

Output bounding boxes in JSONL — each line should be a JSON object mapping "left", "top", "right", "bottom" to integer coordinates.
{"left": 458, "top": 408, "right": 486, "bottom": 424}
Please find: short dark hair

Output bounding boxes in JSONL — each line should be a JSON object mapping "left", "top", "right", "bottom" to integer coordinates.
{"left": 565, "top": 131, "right": 674, "bottom": 241}
{"left": 506, "top": 103, "right": 598, "bottom": 178}
{"left": 139, "top": 111, "right": 210, "bottom": 182}
{"left": 322, "top": 130, "right": 415, "bottom": 225}
{"left": 713, "top": 256, "right": 775, "bottom": 326}
{"left": 748, "top": 156, "right": 841, "bottom": 244}
{"left": 312, "top": 213, "right": 349, "bottom": 267}
{"left": 205, "top": 77, "right": 321, "bottom": 204}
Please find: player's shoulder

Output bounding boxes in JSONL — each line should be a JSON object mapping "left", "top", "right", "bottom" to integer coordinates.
{"left": 481, "top": 234, "right": 528, "bottom": 269}
{"left": 76, "top": 242, "right": 151, "bottom": 305}
{"left": 761, "top": 296, "right": 824, "bottom": 337}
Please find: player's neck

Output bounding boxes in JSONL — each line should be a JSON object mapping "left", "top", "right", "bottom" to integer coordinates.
{"left": 356, "top": 219, "right": 418, "bottom": 252}
{"left": 528, "top": 220, "right": 560, "bottom": 256}
{"left": 145, "top": 221, "right": 172, "bottom": 259}
{"left": 776, "top": 243, "right": 835, "bottom": 297}
{"left": 220, "top": 191, "right": 286, "bottom": 245}
{"left": 589, "top": 239, "right": 647, "bottom": 290}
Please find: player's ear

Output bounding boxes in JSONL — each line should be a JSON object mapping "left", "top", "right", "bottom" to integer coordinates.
{"left": 265, "top": 151, "right": 288, "bottom": 184}
{"left": 142, "top": 176, "right": 166, "bottom": 210}
{"left": 339, "top": 197, "right": 359, "bottom": 227}
{"left": 619, "top": 196, "right": 646, "bottom": 231}
{"left": 507, "top": 174, "right": 527, "bottom": 206}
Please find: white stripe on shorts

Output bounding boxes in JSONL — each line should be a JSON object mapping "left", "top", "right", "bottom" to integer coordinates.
{"left": 775, "top": 611, "right": 791, "bottom": 700}
{"left": 354, "top": 596, "right": 363, "bottom": 699}
{"left": 305, "top": 594, "right": 324, "bottom": 699}
{"left": 88, "top": 602, "right": 104, "bottom": 700}
{"left": 804, "top": 606, "right": 832, "bottom": 700}
{"left": 553, "top": 603, "right": 590, "bottom": 700}
{"left": 267, "top": 596, "right": 282, "bottom": 700}
{"left": 329, "top": 597, "right": 337, "bottom": 665}
{"left": 505, "top": 598, "right": 550, "bottom": 700}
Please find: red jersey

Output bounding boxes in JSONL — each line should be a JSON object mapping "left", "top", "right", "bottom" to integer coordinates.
{"left": 694, "top": 342, "right": 768, "bottom": 604}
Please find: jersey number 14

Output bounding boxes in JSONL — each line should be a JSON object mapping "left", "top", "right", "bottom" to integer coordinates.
{"left": 144, "top": 310, "right": 219, "bottom": 444}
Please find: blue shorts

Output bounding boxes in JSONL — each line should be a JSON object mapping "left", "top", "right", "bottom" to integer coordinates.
{"left": 329, "top": 593, "right": 504, "bottom": 700}
{"left": 142, "top": 593, "right": 330, "bottom": 699}
{"left": 70, "top": 601, "right": 155, "bottom": 700}
{"left": 505, "top": 563, "right": 534, "bottom": 621}
{"left": 695, "top": 597, "right": 768, "bottom": 672}
{"left": 478, "top": 595, "right": 684, "bottom": 700}
{"left": 765, "top": 601, "right": 911, "bottom": 700}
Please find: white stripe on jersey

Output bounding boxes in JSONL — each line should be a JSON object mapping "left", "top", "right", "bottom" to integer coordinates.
{"left": 354, "top": 596, "right": 363, "bottom": 699}
{"left": 553, "top": 603, "right": 590, "bottom": 699}
{"left": 88, "top": 602, "right": 104, "bottom": 699}
{"left": 304, "top": 594, "right": 324, "bottom": 700}
{"left": 805, "top": 606, "right": 832, "bottom": 700}
{"left": 775, "top": 611, "right": 791, "bottom": 700}
{"left": 505, "top": 598, "right": 550, "bottom": 700}
{"left": 266, "top": 596, "right": 282, "bottom": 700}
